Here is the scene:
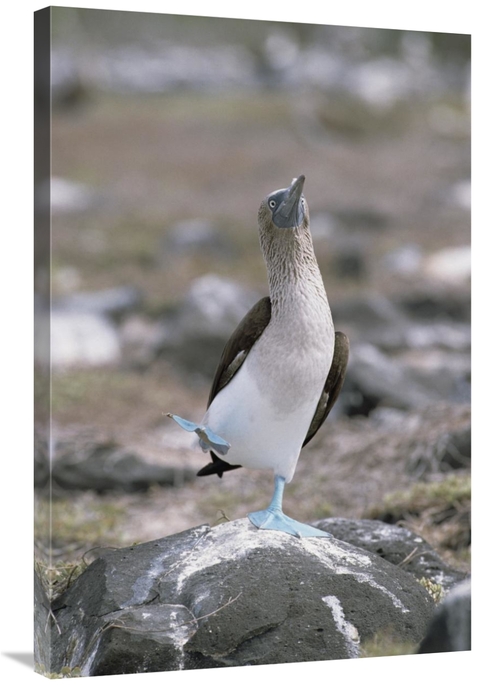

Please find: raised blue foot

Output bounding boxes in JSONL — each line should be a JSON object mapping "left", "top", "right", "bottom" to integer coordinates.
{"left": 248, "top": 475, "right": 331, "bottom": 538}
{"left": 166, "top": 413, "right": 231, "bottom": 455}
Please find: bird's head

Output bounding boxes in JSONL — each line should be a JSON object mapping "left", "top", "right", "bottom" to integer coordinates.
{"left": 258, "top": 175, "right": 309, "bottom": 235}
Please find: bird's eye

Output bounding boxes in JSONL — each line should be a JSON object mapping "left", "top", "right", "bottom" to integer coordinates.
{"left": 269, "top": 199, "right": 277, "bottom": 209}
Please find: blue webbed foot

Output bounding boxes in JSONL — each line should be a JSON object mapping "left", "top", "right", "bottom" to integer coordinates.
{"left": 248, "top": 475, "right": 331, "bottom": 538}
{"left": 248, "top": 508, "right": 331, "bottom": 538}
{"left": 166, "top": 413, "right": 231, "bottom": 455}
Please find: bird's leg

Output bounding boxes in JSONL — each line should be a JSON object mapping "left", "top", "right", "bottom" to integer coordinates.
{"left": 248, "top": 475, "right": 331, "bottom": 538}
{"left": 165, "top": 413, "right": 230, "bottom": 455}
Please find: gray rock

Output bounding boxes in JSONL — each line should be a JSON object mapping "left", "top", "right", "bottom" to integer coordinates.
{"left": 51, "top": 48, "right": 88, "bottom": 109}
{"left": 49, "top": 284, "right": 142, "bottom": 369}
{"left": 96, "top": 44, "right": 258, "bottom": 94}
{"left": 50, "top": 311, "right": 121, "bottom": 369}
{"left": 341, "top": 333, "right": 470, "bottom": 416}
{"left": 49, "top": 520, "right": 434, "bottom": 675}
{"left": 396, "top": 290, "right": 470, "bottom": 323}
{"left": 449, "top": 180, "right": 471, "bottom": 210}
{"left": 423, "top": 246, "right": 471, "bottom": 286}
{"left": 34, "top": 571, "right": 51, "bottom": 672}
{"left": 157, "top": 275, "right": 259, "bottom": 376}
{"left": 350, "top": 57, "right": 417, "bottom": 107}
{"left": 34, "top": 430, "right": 50, "bottom": 491}
{"left": 334, "top": 208, "right": 389, "bottom": 231}
{"left": 418, "top": 579, "right": 471, "bottom": 653}
{"left": 49, "top": 18, "right": 469, "bottom": 99}
{"left": 331, "top": 246, "right": 368, "bottom": 281}
{"left": 382, "top": 244, "right": 423, "bottom": 275}
{"left": 165, "top": 219, "right": 232, "bottom": 256}
{"left": 332, "top": 294, "right": 409, "bottom": 350}
{"left": 179, "top": 274, "right": 258, "bottom": 338}
{"left": 333, "top": 294, "right": 470, "bottom": 353}
{"left": 119, "top": 315, "right": 166, "bottom": 368}
{"left": 49, "top": 177, "right": 97, "bottom": 214}
{"left": 403, "top": 321, "right": 470, "bottom": 351}
{"left": 50, "top": 439, "right": 195, "bottom": 493}
{"left": 313, "top": 518, "right": 466, "bottom": 592}
{"left": 343, "top": 342, "right": 442, "bottom": 415}
{"left": 406, "top": 423, "right": 471, "bottom": 478}
{"left": 331, "top": 292, "right": 470, "bottom": 415}
{"left": 56, "top": 286, "right": 142, "bottom": 320}
{"left": 309, "top": 211, "right": 339, "bottom": 241}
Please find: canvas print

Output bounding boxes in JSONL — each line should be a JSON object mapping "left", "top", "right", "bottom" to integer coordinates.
{"left": 34, "top": 6, "right": 471, "bottom": 677}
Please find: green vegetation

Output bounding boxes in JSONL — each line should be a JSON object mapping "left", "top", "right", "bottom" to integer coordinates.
{"left": 34, "top": 664, "right": 82, "bottom": 679}
{"left": 360, "top": 630, "right": 417, "bottom": 658}
{"left": 35, "top": 496, "right": 126, "bottom": 550}
{"left": 367, "top": 472, "right": 471, "bottom": 570}
{"left": 35, "top": 494, "right": 127, "bottom": 601}
{"left": 370, "top": 473, "right": 471, "bottom": 517}
{"left": 419, "top": 577, "right": 446, "bottom": 604}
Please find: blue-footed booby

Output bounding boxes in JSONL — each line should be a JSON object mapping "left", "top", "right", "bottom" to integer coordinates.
{"left": 168, "top": 175, "right": 349, "bottom": 537}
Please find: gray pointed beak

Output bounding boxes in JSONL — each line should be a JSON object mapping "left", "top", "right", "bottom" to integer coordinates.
{"left": 273, "top": 175, "right": 305, "bottom": 229}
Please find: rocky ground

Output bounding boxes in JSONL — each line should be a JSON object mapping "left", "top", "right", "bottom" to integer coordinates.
{"left": 35, "top": 15, "right": 470, "bottom": 669}
{"left": 38, "top": 518, "right": 468, "bottom": 676}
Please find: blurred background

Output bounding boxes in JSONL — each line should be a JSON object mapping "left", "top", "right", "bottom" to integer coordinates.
{"left": 35, "top": 8, "right": 470, "bottom": 591}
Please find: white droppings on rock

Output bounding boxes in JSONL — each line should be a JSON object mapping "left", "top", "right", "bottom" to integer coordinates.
{"left": 165, "top": 604, "right": 198, "bottom": 670}
{"left": 429, "top": 569, "right": 448, "bottom": 588}
{"left": 79, "top": 628, "right": 104, "bottom": 677}
{"left": 173, "top": 519, "right": 377, "bottom": 594}
{"left": 174, "top": 519, "right": 291, "bottom": 592}
{"left": 124, "top": 527, "right": 211, "bottom": 608}
{"left": 127, "top": 551, "right": 173, "bottom": 607}
{"left": 334, "top": 568, "right": 409, "bottom": 613}
{"left": 301, "top": 536, "right": 373, "bottom": 571}
{"left": 322, "top": 595, "right": 360, "bottom": 657}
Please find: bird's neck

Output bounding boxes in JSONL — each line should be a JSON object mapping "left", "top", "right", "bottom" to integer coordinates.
{"left": 260, "top": 227, "right": 330, "bottom": 322}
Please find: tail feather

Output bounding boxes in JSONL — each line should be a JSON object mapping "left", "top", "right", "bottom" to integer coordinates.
{"left": 197, "top": 453, "right": 242, "bottom": 479}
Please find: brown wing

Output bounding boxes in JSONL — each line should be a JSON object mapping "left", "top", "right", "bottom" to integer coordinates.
{"left": 198, "top": 297, "right": 272, "bottom": 478}
{"left": 207, "top": 296, "right": 272, "bottom": 405}
{"left": 302, "top": 331, "right": 349, "bottom": 447}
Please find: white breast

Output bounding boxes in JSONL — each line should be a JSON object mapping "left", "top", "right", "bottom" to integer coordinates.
{"left": 202, "top": 311, "right": 334, "bottom": 482}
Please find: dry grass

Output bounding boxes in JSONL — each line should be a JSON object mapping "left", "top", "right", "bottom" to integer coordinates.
{"left": 367, "top": 472, "right": 471, "bottom": 570}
